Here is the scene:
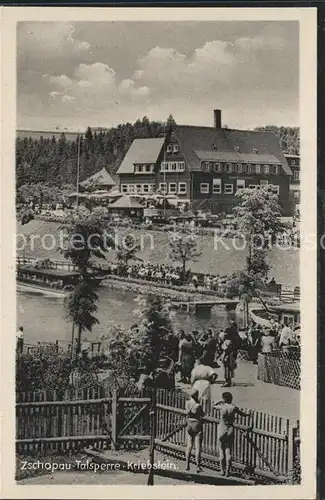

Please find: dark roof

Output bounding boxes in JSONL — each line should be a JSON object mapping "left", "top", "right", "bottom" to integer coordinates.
{"left": 80, "top": 167, "right": 116, "bottom": 187}
{"left": 19, "top": 266, "right": 79, "bottom": 277}
{"left": 174, "top": 126, "right": 292, "bottom": 175}
{"left": 117, "top": 137, "right": 165, "bottom": 174}
{"left": 195, "top": 150, "right": 281, "bottom": 165}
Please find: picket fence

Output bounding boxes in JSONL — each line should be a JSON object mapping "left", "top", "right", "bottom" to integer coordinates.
{"left": 16, "top": 386, "right": 298, "bottom": 483}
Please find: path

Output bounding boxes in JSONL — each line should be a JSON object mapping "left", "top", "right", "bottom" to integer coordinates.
{"left": 177, "top": 359, "right": 299, "bottom": 421}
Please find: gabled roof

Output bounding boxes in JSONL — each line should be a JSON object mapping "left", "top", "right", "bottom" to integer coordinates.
{"left": 109, "top": 195, "right": 144, "bottom": 209}
{"left": 116, "top": 137, "right": 165, "bottom": 174}
{"left": 173, "top": 126, "right": 292, "bottom": 175}
{"left": 80, "top": 167, "right": 116, "bottom": 187}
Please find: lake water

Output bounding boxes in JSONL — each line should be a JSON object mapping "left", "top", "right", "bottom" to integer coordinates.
{"left": 17, "top": 286, "right": 239, "bottom": 346}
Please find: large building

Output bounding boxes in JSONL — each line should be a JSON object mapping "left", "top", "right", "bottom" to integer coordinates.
{"left": 116, "top": 110, "right": 293, "bottom": 215}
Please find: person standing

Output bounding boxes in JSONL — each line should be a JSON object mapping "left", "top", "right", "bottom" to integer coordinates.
{"left": 190, "top": 359, "right": 218, "bottom": 401}
{"left": 279, "top": 323, "right": 293, "bottom": 350}
{"left": 221, "top": 334, "right": 236, "bottom": 387}
{"left": 213, "top": 392, "right": 251, "bottom": 477}
{"left": 260, "top": 328, "right": 277, "bottom": 353}
{"left": 178, "top": 333, "right": 195, "bottom": 384}
{"left": 200, "top": 329, "right": 217, "bottom": 367}
{"left": 185, "top": 388, "right": 205, "bottom": 473}
{"left": 16, "top": 326, "right": 24, "bottom": 354}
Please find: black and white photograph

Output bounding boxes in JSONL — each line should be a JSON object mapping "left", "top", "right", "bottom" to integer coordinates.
{"left": 0, "top": 7, "right": 317, "bottom": 499}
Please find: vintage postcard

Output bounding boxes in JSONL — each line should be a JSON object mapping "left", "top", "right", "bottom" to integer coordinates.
{"left": 1, "top": 6, "right": 317, "bottom": 499}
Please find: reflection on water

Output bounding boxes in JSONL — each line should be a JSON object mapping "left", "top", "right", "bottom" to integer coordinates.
{"left": 17, "top": 286, "right": 240, "bottom": 345}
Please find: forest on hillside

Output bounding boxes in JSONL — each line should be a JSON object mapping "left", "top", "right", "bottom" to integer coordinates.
{"left": 16, "top": 117, "right": 299, "bottom": 188}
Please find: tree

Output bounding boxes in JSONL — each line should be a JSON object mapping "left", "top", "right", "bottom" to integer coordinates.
{"left": 62, "top": 214, "right": 114, "bottom": 353}
{"left": 227, "top": 187, "right": 288, "bottom": 325}
{"left": 168, "top": 229, "right": 202, "bottom": 281}
{"left": 115, "top": 233, "right": 141, "bottom": 268}
{"left": 131, "top": 294, "right": 174, "bottom": 372}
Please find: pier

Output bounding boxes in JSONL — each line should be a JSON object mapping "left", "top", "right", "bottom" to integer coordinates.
{"left": 171, "top": 299, "right": 239, "bottom": 316}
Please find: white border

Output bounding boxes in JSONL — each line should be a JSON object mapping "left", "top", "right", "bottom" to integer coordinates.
{"left": 1, "top": 7, "right": 317, "bottom": 500}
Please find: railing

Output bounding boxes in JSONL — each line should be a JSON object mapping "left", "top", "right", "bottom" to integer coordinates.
{"left": 16, "top": 387, "right": 298, "bottom": 483}
{"left": 257, "top": 350, "right": 300, "bottom": 390}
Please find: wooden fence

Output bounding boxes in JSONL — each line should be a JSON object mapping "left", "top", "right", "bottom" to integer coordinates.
{"left": 16, "top": 386, "right": 298, "bottom": 483}
{"left": 257, "top": 350, "right": 300, "bottom": 390}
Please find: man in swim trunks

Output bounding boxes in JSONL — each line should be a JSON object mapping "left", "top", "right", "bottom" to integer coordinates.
{"left": 213, "top": 392, "right": 251, "bottom": 477}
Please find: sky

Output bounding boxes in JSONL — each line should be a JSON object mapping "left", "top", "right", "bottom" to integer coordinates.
{"left": 17, "top": 21, "right": 299, "bottom": 131}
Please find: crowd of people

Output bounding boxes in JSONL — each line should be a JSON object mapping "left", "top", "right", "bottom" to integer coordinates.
{"left": 104, "top": 261, "right": 228, "bottom": 291}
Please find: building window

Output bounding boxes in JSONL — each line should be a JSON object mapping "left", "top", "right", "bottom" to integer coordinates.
{"left": 272, "top": 165, "right": 278, "bottom": 175}
{"left": 214, "top": 163, "right": 221, "bottom": 172}
{"left": 294, "top": 171, "right": 300, "bottom": 181}
{"left": 173, "top": 144, "right": 179, "bottom": 153}
{"left": 260, "top": 180, "right": 268, "bottom": 187}
{"left": 255, "top": 164, "right": 261, "bottom": 174}
{"left": 247, "top": 164, "right": 252, "bottom": 174}
{"left": 236, "top": 179, "right": 245, "bottom": 191}
{"left": 293, "top": 190, "right": 300, "bottom": 199}
{"left": 159, "top": 183, "right": 167, "bottom": 194}
{"left": 161, "top": 161, "right": 185, "bottom": 172}
{"left": 253, "top": 148, "right": 258, "bottom": 154}
{"left": 169, "top": 182, "right": 177, "bottom": 194}
{"left": 202, "top": 161, "right": 211, "bottom": 172}
{"left": 249, "top": 184, "right": 256, "bottom": 189}
{"left": 272, "top": 185, "right": 280, "bottom": 195}
{"left": 121, "top": 184, "right": 128, "bottom": 193}
{"left": 167, "top": 144, "right": 173, "bottom": 153}
{"left": 135, "top": 165, "right": 143, "bottom": 173}
{"left": 242, "top": 164, "right": 247, "bottom": 173}
{"left": 200, "top": 183, "right": 210, "bottom": 194}
{"left": 143, "top": 184, "right": 150, "bottom": 193}
{"left": 128, "top": 185, "right": 136, "bottom": 194}
{"left": 236, "top": 163, "right": 243, "bottom": 173}
{"left": 264, "top": 164, "right": 270, "bottom": 174}
{"left": 145, "top": 164, "right": 152, "bottom": 172}
{"left": 212, "top": 178, "right": 222, "bottom": 194}
{"left": 291, "top": 159, "right": 296, "bottom": 165}
{"left": 224, "top": 184, "right": 234, "bottom": 194}
{"left": 178, "top": 182, "right": 187, "bottom": 194}
{"left": 136, "top": 184, "right": 142, "bottom": 194}
{"left": 225, "top": 163, "right": 233, "bottom": 173}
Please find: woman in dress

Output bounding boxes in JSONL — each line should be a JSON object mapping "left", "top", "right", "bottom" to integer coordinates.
{"left": 260, "top": 328, "right": 277, "bottom": 353}
{"left": 178, "top": 333, "right": 195, "bottom": 383}
{"left": 213, "top": 392, "right": 251, "bottom": 477}
{"left": 185, "top": 387, "right": 205, "bottom": 473}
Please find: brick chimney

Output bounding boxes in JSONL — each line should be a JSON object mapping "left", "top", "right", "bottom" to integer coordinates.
{"left": 214, "top": 109, "right": 222, "bottom": 129}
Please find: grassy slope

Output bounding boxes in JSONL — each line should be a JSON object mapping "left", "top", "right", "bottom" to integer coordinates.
{"left": 16, "top": 220, "right": 299, "bottom": 287}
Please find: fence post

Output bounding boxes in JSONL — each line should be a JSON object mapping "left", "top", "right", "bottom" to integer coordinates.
{"left": 111, "top": 389, "right": 118, "bottom": 451}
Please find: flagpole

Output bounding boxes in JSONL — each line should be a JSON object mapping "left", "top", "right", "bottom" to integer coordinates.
{"left": 76, "top": 132, "right": 81, "bottom": 210}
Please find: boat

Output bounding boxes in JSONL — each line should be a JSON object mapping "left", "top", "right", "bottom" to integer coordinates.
{"left": 16, "top": 265, "right": 81, "bottom": 296}
{"left": 16, "top": 265, "right": 105, "bottom": 297}
{"left": 250, "top": 301, "right": 300, "bottom": 328}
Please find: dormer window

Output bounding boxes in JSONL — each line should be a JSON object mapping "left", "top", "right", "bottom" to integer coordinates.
{"left": 173, "top": 144, "right": 179, "bottom": 153}
{"left": 247, "top": 164, "right": 252, "bottom": 173}
{"left": 253, "top": 148, "right": 258, "bottom": 154}
{"left": 235, "top": 146, "right": 240, "bottom": 152}
{"left": 236, "top": 163, "right": 243, "bottom": 173}
{"left": 264, "top": 164, "right": 270, "bottom": 174}
{"left": 225, "top": 163, "right": 233, "bottom": 173}
{"left": 166, "top": 144, "right": 173, "bottom": 153}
